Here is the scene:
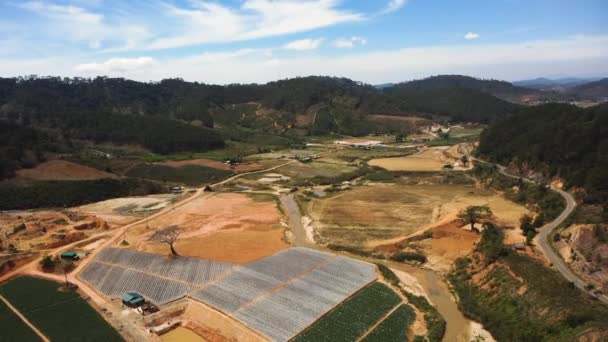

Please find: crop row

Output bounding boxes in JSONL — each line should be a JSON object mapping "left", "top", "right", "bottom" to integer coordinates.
{"left": 293, "top": 282, "right": 402, "bottom": 342}
{"left": 361, "top": 304, "right": 415, "bottom": 342}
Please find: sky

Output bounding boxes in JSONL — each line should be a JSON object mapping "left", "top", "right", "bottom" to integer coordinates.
{"left": 0, "top": 0, "right": 607, "bottom": 84}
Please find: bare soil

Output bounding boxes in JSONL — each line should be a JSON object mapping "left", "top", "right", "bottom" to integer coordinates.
{"left": 128, "top": 193, "right": 288, "bottom": 264}
{"left": 15, "top": 160, "right": 116, "bottom": 180}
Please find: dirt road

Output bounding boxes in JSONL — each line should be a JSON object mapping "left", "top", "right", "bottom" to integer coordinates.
{"left": 473, "top": 158, "right": 608, "bottom": 305}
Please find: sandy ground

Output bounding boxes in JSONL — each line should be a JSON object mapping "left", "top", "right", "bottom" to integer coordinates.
{"left": 160, "top": 327, "right": 206, "bottom": 342}
{"left": 158, "top": 159, "right": 264, "bottom": 172}
{"left": 128, "top": 193, "right": 288, "bottom": 264}
{"left": 468, "top": 322, "right": 496, "bottom": 342}
{"left": 184, "top": 301, "right": 265, "bottom": 342}
{"left": 369, "top": 147, "right": 457, "bottom": 171}
{"left": 15, "top": 160, "right": 116, "bottom": 180}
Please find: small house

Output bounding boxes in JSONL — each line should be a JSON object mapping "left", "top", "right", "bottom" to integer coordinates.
{"left": 442, "top": 164, "right": 454, "bottom": 170}
{"left": 60, "top": 251, "right": 80, "bottom": 261}
{"left": 169, "top": 186, "right": 183, "bottom": 194}
{"left": 122, "top": 292, "right": 145, "bottom": 308}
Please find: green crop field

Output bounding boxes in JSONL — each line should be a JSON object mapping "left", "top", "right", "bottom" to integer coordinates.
{"left": 0, "top": 298, "right": 41, "bottom": 342}
{"left": 126, "top": 163, "right": 233, "bottom": 186}
{"left": 0, "top": 277, "right": 123, "bottom": 342}
{"left": 294, "top": 282, "right": 402, "bottom": 342}
{"left": 362, "top": 304, "right": 415, "bottom": 342}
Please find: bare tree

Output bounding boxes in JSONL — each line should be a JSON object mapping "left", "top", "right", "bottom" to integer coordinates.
{"left": 148, "top": 225, "right": 182, "bottom": 256}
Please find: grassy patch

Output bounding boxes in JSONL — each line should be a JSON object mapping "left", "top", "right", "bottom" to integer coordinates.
{"left": 126, "top": 163, "right": 233, "bottom": 186}
{"left": 0, "top": 298, "right": 41, "bottom": 342}
{"left": 0, "top": 277, "right": 123, "bottom": 342}
{"left": 294, "top": 283, "right": 401, "bottom": 342}
{"left": 362, "top": 304, "right": 415, "bottom": 342}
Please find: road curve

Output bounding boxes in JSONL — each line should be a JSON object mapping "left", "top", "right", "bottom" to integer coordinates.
{"left": 473, "top": 158, "right": 608, "bottom": 305}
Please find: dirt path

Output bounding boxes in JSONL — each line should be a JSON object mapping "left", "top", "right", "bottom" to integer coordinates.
{"left": 356, "top": 303, "right": 402, "bottom": 341}
{"left": 279, "top": 194, "right": 311, "bottom": 246}
{"left": 0, "top": 294, "right": 50, "bottom": 342}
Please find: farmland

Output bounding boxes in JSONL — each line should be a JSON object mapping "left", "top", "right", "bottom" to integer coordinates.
{"left": 0, "top": 297, "right": 41, "bottom": 342}
{"left": 368, "top": 146, "right": 460, "bottom": 171}
{"left": 0, "top": 276, "right": 123, "bottom": 341}
{"left": 362, "top": 304, "right": 416, "bottom": 342}
{"left": 293, "top": 282, "right": 403, "bottom": 342}
{"left": 126, "top": 163, "right": 233, "bottom": 186}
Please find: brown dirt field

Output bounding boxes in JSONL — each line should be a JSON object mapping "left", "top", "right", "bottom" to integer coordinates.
{"left": 15, "top": 160, "right": 116, "bottom": 180}
{"left": 415, "top": 220, "right": 479, "bottom": 272}
{"left": 127, "top": 193, "right": 288, "bottom": 264}
{"left": 160, "top": 326, "right": 207, "bottom": 342}
{"left": 158, "top": 159, "right": 264, "bottom": 172}
{"left": 183, "top": 301, "right": 265, "bottom": 342}
{"left": 144, "top": 228, "right": 288, "bottom": 264}
{"left": 310, "top": 183, "right": 528, "bottom": 247}
{"left": 368, "top": 147, "right": 452, "bottom": 171}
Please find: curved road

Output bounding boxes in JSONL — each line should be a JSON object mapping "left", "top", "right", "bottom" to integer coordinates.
{"left": 474, "top": 158, "right": 608, "bottom": 305}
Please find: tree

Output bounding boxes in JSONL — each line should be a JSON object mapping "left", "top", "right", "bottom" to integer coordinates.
{"left": 395, "top": 133, "right": 406, "bottom": 143}
{"left": 148, "top": 225, "right": 182, "bottom": 256}
{"left": 520, "top": 214, "right": 534, "bottom": 234}
{"left": 458, "top": 205, "right": 493, "bottom": 232}
{"left": 526, "top": 230, "right": 536, "bottom": 245}
{"left": 39, "top": 255, "right": 55, "bottom": 270}
{"left": 461, "top": 155, "right": 469, "bottom": 167}
{"left": 58, "top": 259, "right": 74, "bottom": 285}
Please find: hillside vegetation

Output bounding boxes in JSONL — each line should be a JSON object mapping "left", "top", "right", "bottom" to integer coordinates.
{"left": 478, "top": 103, "right": 608, "bottom": 207}
{"left": 448, "top": 224, "right": 608, "bottom": 341}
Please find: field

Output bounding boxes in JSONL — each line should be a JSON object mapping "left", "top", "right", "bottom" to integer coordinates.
{"left": 368, "top": 147, "right": 456, "bottom": 171}
{"left": 293, "top": 282, "right": 402, "bottom": 342}
{"left": 157, "top": 158, "right": 264, "bottom": 172}
{"left": 0, "top": 276, "right": 123, "bottom": 341}
{"left": 15, "top": 160, "right": 116, "bottom": 181}
{"left": 308, "top": 183, "right": 529, "bottom": 247}
{"left": 362, "top": 304, "right": 416, "bottom": 342}
{"left": 0, "top": 297, "right": 41, "bottom": 342}
{"left": 126, "top": 163, "right": 233, "bottom": 186}
{"left": 129, "top": 193, "right": 287, "bottom": 264}
{"left": 78, "top": 194, "right": 178, "bottom": 225}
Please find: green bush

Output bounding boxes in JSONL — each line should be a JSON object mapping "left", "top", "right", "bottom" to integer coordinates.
{"left": 390, "top": 251, "right": 427, "bottom": 264}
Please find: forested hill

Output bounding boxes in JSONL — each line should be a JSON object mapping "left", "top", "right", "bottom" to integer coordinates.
{"left": 390, "top": 75, "right": 533, "bottom": 97}
{"left": 477, "top": 103, "right": 608, "bottom": 205}
{"left": 382, "top": 83, "right": 521, "bottom": 122}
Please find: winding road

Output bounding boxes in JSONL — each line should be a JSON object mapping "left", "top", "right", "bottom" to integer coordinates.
{"left": 474, "top": 158, "right": 608, "bottom": 305}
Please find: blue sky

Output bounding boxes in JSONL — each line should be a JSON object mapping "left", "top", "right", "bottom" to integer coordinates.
{"left": 0, "top": 0, "right": 607, "bottom": 84}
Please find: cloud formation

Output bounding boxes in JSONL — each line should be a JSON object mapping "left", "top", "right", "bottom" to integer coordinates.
{"left": 334, "top": 36, "right": 367, "bottom": 48}
{"left": 464, "top": 32, "right": 480, "bottom": 40}
{"left": 284, "top": 38, "right": 324, "bottom": 50}
{"left": 74, "top": 57, "right": 156, "bottom": 74}
{"left": 380, "top": 0, "right": 407, "bottom": 14}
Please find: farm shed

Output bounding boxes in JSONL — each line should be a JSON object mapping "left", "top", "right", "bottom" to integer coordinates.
{"left": 60, "top": 251, "right": 80, "bottom": 261}
{"left": 122, "top": 292, "right": 145, "bottom": 307}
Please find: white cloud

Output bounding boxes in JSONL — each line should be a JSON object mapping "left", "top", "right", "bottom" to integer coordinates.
{"left": 334, "top": 36, "right": 367, "bottom": 48}
{"left": 284, "top": 38, "right": 323, "bottom": 50}
{"left": 147, "top": 0, "right": 363, "bottom": 50}
{"left": 380, "top": 0, "right": 407, "bottom": 15}
{"left": 74, "top": 57, "right": 156, "bottom": 74}
{"left": 464, "top": 32, "right": 480, "bottom": 40}
{"left": 17, "top": 1, "right": 150, "bottom": 50}
{"left": 2, "top": 35, "right": 607, "bottom": 84}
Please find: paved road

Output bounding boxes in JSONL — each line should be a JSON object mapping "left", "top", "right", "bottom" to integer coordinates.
{"left": 473, "top": 158, "right": 608, "bottom": 305}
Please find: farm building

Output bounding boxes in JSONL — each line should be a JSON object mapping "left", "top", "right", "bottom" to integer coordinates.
{"left": 60, "top": 251, "right": 79, "bottom": 261}
{"left": 122, "top": 292, "right": 145, "bottom": 307}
